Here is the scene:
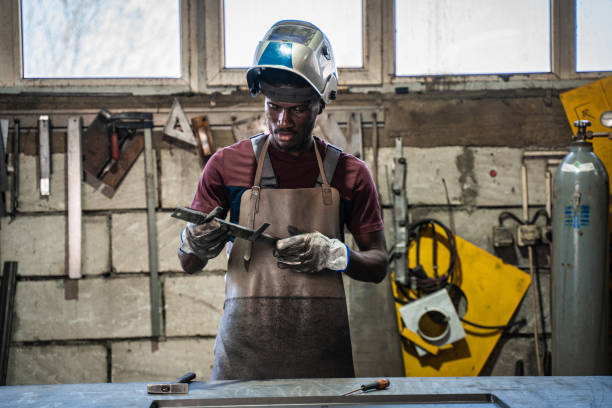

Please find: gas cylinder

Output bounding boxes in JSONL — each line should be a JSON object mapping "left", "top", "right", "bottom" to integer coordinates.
{"left": 551, "top": 120, "right": 610, "bottom": 375}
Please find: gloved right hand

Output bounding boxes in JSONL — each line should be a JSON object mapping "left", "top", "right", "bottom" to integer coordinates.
{"left": 179, "top": 220, "right": 231, "bottom": 261}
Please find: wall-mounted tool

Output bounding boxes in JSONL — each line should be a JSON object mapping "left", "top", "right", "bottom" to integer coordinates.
{"left": 0, "top": 120, "right": 9, "bottom": 216}
{"left": 171, "top": 206, "right": 279, "bottom": 247}
{"left": 0, "top": 261, "right": 18, "bottom": 385}
{"left": 346, "top": 112, "right": 364, "bottom": 159}
{"left": 315, "top": 112, "right": 347, "bottom": 150}
{"left": 38, "top": 115, "right": 51, "bottom": 197}
{"left": 147, "top": 372, "right": 196, "bottom": 395}
{"left": 82, "top": 110, "right": 151, "bottom": 197}
{"left": 191, "top": 116, "right": 215, "bottom": 166}
{"left": 11, "top": 120, "right": 19, "bottom": 219}
{"left": 163, "top": 99, "right": 197, "bottom": 148}
{"left": 391, "top": 137, "right": 408, "bottom": 285}
{"left": 67, "top": 117, "right": 83, "bottom": 280}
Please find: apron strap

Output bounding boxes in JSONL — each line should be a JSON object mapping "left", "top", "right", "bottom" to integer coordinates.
{"left": 315, "top": 142, "right": 342, "bottom": 187}
{"left": 244, "top": 136, "right": 272, "bottom": 265}
{"left": 250, "top": 133, "right": 279, "bottom": 188}
{"left": 314, "top": 142, "right": 333, "bottom": 206}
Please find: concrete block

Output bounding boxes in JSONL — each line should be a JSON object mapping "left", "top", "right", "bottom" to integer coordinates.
{"left": 13, "top": 277, "right": 151, "bottom": 341}
{"left": 7, "top": 344, "right": 108, "bottom": 385}
{"left": 111, "top": 338, "right": 215, "bottom": 382}
{"left": 82, "top": 153, "right": 149, "bottom": 210}
{"left": 157, "top": 211, "right": 228, "bottom": 273}
{"left": 112, "top": 212, "right": 148, "bottom": 272}
{"left": 164, "top": 274, "right": 225, "bottom": 336}
{"left": 16, "top": 154, "right": 66, "bottom": 212}
{"left": 1, "top": 215, "right": 109, "bottom": 276}
{"left": 473, "top": 147, "right": 548, "bottom": 206}
{"left": 375, "top": 146, "right": 464, "bottom": 206}
{"left": 160, "top": 148, "right": 202, "bottom": 209}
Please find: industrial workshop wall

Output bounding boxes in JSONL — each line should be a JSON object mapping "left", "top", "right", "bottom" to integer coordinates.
{"left": 0, "top": 87, "right": 584, "bottom": 384}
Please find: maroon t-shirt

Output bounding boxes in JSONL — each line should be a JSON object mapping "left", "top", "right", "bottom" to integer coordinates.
{"left": 191, "top": 135, "right": 383, "bottom": 236}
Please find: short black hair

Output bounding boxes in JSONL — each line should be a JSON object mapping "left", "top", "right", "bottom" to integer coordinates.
{"left": 260, "top": 68, "right": 311, "bottom": 88}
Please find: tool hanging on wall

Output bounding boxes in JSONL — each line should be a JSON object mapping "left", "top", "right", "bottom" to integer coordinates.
{"left": 142, "top": 117, "right": 162, "bottom": 339}
{"left": 391, "top": 137, "right": 408, "bottom": 285}
{"left": 82, "top": 110, "right": 151, "bottom": 197}
{"left": 0, "top": 119, "right": 9, "bottom": 217}
{"left": 38, "top": 115, "right": 51, "bottom": 197}
{"left": 315, "top": 112, "right": 347, "bottom": 150}
{"left": 163, "top": 99, "right": 197, "bottom": 148}
{"left": 0, "top": 261, "right": 17, "bottom": 386}
{"left": 11, "top": 120, "right": 19, "bottom": 220}
{"left": 67, "top": 117, "right": 83, "bottom": 282}
{"left": 346, "top": 112, "right": 364, "bottom": 159}
{"left": 190, "top": 116, "right": 215, "bottom": 167}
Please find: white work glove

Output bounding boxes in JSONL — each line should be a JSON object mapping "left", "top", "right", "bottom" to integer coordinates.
{"left": 179, "top": 207, "right": 231, "bottom": 261}
{"left": 274, "top": 227, "right": 349, "bottom": 273}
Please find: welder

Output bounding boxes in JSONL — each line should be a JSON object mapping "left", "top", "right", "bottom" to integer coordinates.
{"left": 178, "top": 20, "right": 388, "bottom": 380}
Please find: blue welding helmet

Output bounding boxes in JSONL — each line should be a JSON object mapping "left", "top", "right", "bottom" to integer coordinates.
{"left": 246, "top": 20, "right": 338, "bottom": 104}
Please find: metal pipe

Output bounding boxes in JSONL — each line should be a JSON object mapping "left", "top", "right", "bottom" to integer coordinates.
{"left": 522, "top": 151, "right": 568, "bottom": 159}
{"left": 521, "top": 163, "right": 543, "bottom": 376}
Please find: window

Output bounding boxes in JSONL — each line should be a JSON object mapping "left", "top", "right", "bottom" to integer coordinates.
{"left": 224, "top": 0, "right": 362, "bottom": 69}
{"left": 395, "top": 0, "right": 551, "bottom": 76}
{"left": 21, "top": 0, "right": 181, "bottom": 79}
{"left": 205, "top": 0, "right": 382, "bottom": 87}
{"left": 576, "top": 0, "right": 612, "bottom": 72}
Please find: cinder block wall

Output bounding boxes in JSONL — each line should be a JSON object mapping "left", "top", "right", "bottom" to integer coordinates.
{"left": 0, "top": 90, "right": 575, "bottom": 384}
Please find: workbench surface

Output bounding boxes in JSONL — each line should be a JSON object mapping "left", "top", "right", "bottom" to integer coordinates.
{"left": 0, "top": 376, "right": 610, "bottom": 407}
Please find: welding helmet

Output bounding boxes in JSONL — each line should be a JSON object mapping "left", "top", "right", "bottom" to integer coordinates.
{"left": 246, "top": 20, "right": 338, "bottom": 104}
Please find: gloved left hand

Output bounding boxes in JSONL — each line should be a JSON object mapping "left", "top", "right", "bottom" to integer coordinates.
{"left": 274, "top": 227, "right": 349, "bottom": 273}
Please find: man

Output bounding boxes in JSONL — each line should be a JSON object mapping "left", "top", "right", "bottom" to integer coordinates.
{"left": 178, "top": 20, "right": 387, "bottom": 380}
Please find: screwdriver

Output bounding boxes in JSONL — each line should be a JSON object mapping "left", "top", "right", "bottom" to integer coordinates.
{"left": 342, "top": 379, "right": 390, "bottom": 396}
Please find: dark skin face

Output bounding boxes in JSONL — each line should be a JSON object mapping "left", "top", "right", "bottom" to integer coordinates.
{"left": 265, "top": 96, "right": 322, "bottom": 156}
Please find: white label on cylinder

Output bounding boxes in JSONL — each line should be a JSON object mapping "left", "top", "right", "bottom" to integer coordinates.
{"left": 561, "top": 162, "right": 595, "bottom": 173}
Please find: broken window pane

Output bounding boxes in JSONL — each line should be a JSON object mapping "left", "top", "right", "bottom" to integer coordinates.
{"left": 21, "top": 0, "right": 181, "bottom": 78}
{"left": 223, "top": 0, "right": 363, "bottom": 68}
{"left": 576, "top": 0, "right": 612, "bottom": 72}
{"left": 395, "top": 0, "right": 551, "bottom": 76}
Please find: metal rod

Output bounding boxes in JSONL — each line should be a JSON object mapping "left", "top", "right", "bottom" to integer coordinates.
{"left": 523, "top": 151, "right": 568, "bottom": 159}
{"left": 144, "top": 127, "right": 161, "bottom": 338}
{"left": 38, "top": 115, "right": 51, "bottom": 197}
{"left": 67, "top": 117, "right": 83, "bottom": 279}
{"left": 521, "top": 163, "right": 543, "bottom": 376}
{"left": 0, "top": 261, "right": 18, "bottom": 385}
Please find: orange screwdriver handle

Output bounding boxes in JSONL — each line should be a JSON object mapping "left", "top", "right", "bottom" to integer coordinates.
{"left": 110, "top": 132, "right": 120, "bottom": 161}
{"left": 361, "top": 378, "right": 390, "bottom": 392}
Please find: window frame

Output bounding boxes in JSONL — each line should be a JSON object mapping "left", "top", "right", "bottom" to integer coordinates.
{"left": 0, "top": 0, "right": 610, "bottom": 95}
{"left": 203, "top": 0, "right": 383, "bottom": 88}
{"left": 0, "top": 0, "right": 197, "bottom": 93}
{"left": 383, "top": 0, "right": 611, "bottom": 88}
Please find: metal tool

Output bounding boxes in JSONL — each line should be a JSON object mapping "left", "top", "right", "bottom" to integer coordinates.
{"left": 11, "top": 120, "right": 19, "bottom": 220}
{"left": 38, "top": 115, "right": 51, "bottom": 197}
{"left": 342, "top": 379, "right": 390, "bottom": 396}
{"left": 0, "top": 119, "right": 9, "bottom": 216}
{"left": 67, "top": 117, "right": 82, "bottom": 280}
{"left": 163, "top": 98, "right": 197, "bottom": 147}
{"left": 171, "top": 206, "right": 279, "bottom": 247}
{"left": 0, "top": 262, "right": 18, "bottom": 385}
{"left": 147, "top": 372, "right": 196, "bottom": 395}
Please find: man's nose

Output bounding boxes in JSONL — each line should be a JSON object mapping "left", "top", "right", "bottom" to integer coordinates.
{"left": 278, "top": 108, "right": 292, "bottom": 127}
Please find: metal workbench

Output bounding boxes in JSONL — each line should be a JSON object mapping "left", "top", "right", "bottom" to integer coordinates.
{"left": 0, "top": 376, "right": 610, "bottom": 407}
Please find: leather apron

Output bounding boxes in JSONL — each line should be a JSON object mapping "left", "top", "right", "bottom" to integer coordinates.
{"left": 210, "top": 135, "right": 354, "bottom": 380}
